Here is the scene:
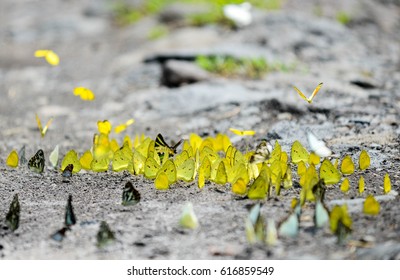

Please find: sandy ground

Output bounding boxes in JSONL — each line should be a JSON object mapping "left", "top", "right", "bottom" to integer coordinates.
{"left": 0, "top": 0, "right": 400, "bottom": 259}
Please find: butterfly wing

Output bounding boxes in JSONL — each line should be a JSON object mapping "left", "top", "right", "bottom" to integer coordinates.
{"left": 293, "top": 86, "right": 310, "bottom": 103}
{"left": 309, "top": 82, "right": 323, "bottom": 102}
{"left": 28, "top": 149, "right": 45, "bottom": 173}
{"left": 307, "top": 131, "right": 332, "bottom": 157}
{"left": 122, "top": 181, "right": 140, "bottom": 206}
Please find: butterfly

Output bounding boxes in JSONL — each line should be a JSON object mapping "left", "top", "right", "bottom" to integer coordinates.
{"left": 65, "top": 195, "right": 76, "bottom": 227}
{"left": 97, "top": 221, "right": 116, "bottom": 248}
{"left": 114, "top": 118, "right": 135, "bottom": 134}
{"left": 50, "top": 227, "right": 69, "bottom": 242}
{"left": 158, "top": 159, "right": 177, "bottom": 185}
{"left": 34, "top": 49, "right": 60, "bottom": 66}
{"left": 62, "top": 164, "right": 74, "bottom": 178}
{"left": 232, "top": 177, "right": 247, "bottom": 195}
{"left": 293, "top": 82, "right": 323, "bottom": 103}
{"left": 213, "top": 160, "right": 228, "bottom": 185}
{"left": 122, "top": 181, "right": 141, "bottom": 206}
{"left": 155, "top": 133, "right": 183, "bottom": 157}
{"left": 278, "top": 205, "right": 300, "bottom": 238}
{"left": 79, "top": 150, "right": 93, "bottom": 170}
{"left": 358, "top": 175, "right": 365, "bottom": 194}
{"left": 383, "top": 173, "right": 391, "bottom": 194}
{"left": 90, "top": 157, "right": 109, "bottom": 172}
{"left": 229, "top": 128, "right": 256, "bottom": 136}
{"left": 74, "top": 87, "right": 95, "bottom": 101}
{"left": 198, "top": 156, "right": 211, "bottom": 189}
{"left": 265, "top": 218, "right": 278, "bottom": 246}
{"left": 28, "top": 149, "right": 45, "bottom": 173}
{"left": 176, "top": 158, "right": 196, "bottom": 182}
{"left": 329, "top": 204, "right": 352, "bottom": 244}
{"left": 61, "top": 150, "right": 81, "bottom": 174}
{"left": 307, "top": 131, "right": 332, "bottom": 157}
{"left": 112, "top": 143, "right": 133, "bottom": 172}
{"left": 314, "top": 200, "right": 329, "bottom": 228}
{"left": 319, "top": 159, "right": 341, "bottom": 185}
{"left": 250, "top": 139, "right": 273, "bottom": 164}
{"left": 248, "top": 174, "right": 268, "bottom": 200}
{"left": 36, "top": 113, "right": 53, "bottom": 137}
{"left": 144, "top": 157, "right": 160, "bottom": 179}
{"left": 291, "top": 140, "right": 309, "bottom": 164}
{"left": 363, "top": 195, "right": 380, "bottom": 215}
{"left": 154, "top": 171, "right": 170, "bottom": 190}
{"left": 132, "top": 150, "right": 146, "bottom": 175}
{"left": 340, "top": 178, "right": 350, "bottom": 193}
{"left": 97, "top": 120, "right": 112, "bottom": 135}
{"left": 245, "top": 203, "right": 265, "bottom": 244}
{"left": 179, "top": 202, "right": 199, "bottom": 229}
{"left": 49, "top": 145, "right": 59, "bottom": 168}
{"left": 340, "top": 155, "right": 355, "bottom": 175}
{"left": 312, "top": 179, "right": 326, "bottom": 202}
{"left": 359, "top": 150, "right": 370, "bottom": 170}
{"left": 6, "top": 193, "right": 20, "bottom": 231}
{"left": 6, "top": 150, "right": 19, "bottom": 168}
{"left": 19, "top": 145, "right": 27, "bottom": 165}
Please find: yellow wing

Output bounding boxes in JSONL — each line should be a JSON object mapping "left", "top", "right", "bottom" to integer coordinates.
{"left": 229, "top": 128, "right": 255, "bottom": 136}
{"left": 35, "top": 113, "right": 53, "bottom": 137}
{"left": 6, "top": 150, "right": 19, "bottom": 168}
{"left": 309, "top": 82, "right": 323, "bottom": 102}
{"left": 293, "top": 86, "right": 310, "bottom": 102}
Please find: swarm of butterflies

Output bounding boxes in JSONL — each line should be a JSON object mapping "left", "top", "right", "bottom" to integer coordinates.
{"left": 3, "top": 52, "right": 395, "bottom": 247}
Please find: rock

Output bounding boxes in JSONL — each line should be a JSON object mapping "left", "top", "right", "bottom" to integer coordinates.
{"left": 161, "top": 60, "right": 210, "bottom": 87}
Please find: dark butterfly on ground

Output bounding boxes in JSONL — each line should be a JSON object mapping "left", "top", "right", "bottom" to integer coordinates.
{"left": 250, "top": 139, "right": 273, "bottom": 164}
{"left": 155, "top": 133, "right": 183, "bottom": 158}
{"left": 122, "top": 181, "right": 141, "bottom": 206}
{"left": 28, "top": 149, "right": 45, "bottom": 173}
{"left": 97, "top": 221, "right": 115, "bottom": 248}
{"left": 6, "top": 194, "right": 20, "bottom": 231}
{"left": 65, "top": 195, "right": 76, "bottom": 227}
{"left": 62, "top": 164, "right": 74, "bottom": 178}
{"left": 50, "top": 227, "right": 69, "bottom": 242}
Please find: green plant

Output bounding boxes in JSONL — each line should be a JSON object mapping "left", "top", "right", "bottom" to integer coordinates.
{"left": 336, "top": 11, "right": 351, "bottom": 25}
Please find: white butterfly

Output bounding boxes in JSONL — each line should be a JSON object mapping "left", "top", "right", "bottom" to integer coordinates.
{"left": 307, "top": 131, "right": 332, "bottom": 158}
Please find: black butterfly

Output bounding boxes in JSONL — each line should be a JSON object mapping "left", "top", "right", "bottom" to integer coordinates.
{"left": 28, "top": 149, "right": 45, "bottom": 173}
{"left": 122, "top": 181, "right": 141, "bottom": 206}
{"left": 155, "top": 133, "right": 183, "bottom": 158}
{"left": 6, "top": 194, "right": 20, "bottom": 231}
{"left": 62, "top": 164, "right": 74, "bottom": 178}
{"left": 97, "top": 221, "right": 115, "bottom": 248}
{"left": 65, "top": 195, "right": 76, "bottom": 227}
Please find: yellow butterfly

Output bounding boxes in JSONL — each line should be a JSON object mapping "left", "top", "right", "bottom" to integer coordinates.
{"left": 319, "top": 159, "right": 341, "bottom": 185}
{"left": 176, "top": 158, "right": 196, "bottom": 182}
{"left": 144, "top": 157, "right": 160, "bottom": 179}
{"left": 49, "top": 145, "right": 59, "bottom": 168}
{"left": 90, "top": 157, "right": 109, "bottom": 172}
{"left": 383, "top": 173, "right": 391, "bottom": 194}
{"left": 330, "top": 204, "right": 352, "bottom": 244}
{"left": 114, "top": 119, "right": 135, "bottom": 134}
{"left": 79, "top": 150, "right": 93, "bottom": 170}
{"left": 248, "top": 174, "right": 268, "bottom": 200}
{"left": 359, "top": 150, "right": 370, "bottom": 170}
{"left": 363, "top": 195, "right": 380, "bottom": 215}
{"left": 309, "top": 152, "right": 320, "bottom": 165}
{"left": 229, "top": 128, "right": 255, "bottom": 136}
{"left": 6, "top": 150, "right": 19, "bottom": 168}
{"left": 73, "top": 87, "right": 95, "bottom": 101}
{"left": 283, "top": 164, "right": 293, "bottom": 189}
{"left": 189, "top": 133, "right": 203, "bottom": 152}
{"left": 154, "top": 171, "right": 169, "bottom": 190}
{"left": 340, "top": 155, "right": 355, "bottom": 175}
{"left": 358, "top": 175, "right": 365, "bottom": 194}
{"left": 231, "top": 177, "right": 247, "bottom": 195}
{"left": 293, "top": 82, "right": 323, "bottom": 103}
{"left": 340, "top": 178, "right": 350, "bottom": 193}
{"left": 97, "top": 120, "right": 112, "bottom": 135}
{"left": 35, "top": 113, "right": 53, "bottom": 137}
{"left": 179, "top": 202, "right": 199, "bottom": 229}
{"left": 61, "top": 150, "right": 82, "bottom": 174}
{"left": 132, "top": 150, "right": 146, "bottom": 175}
{"left": 245, "top": 204, "right": 265, "bottom": 244}
{"left": 158, "top": 159, "right": 177, "bottom": 185}
{"left": 291, "top": 140, "right": 309, "bottom": 164}
{"left": 34, "top": 49, "right": 59, "bottom": 66}
{"left": 198, "top": 156, "right": 211, "bottom": 189}
{"left": 211, "top": 160, "right": 228, "bottom": 185}
{"left": 112, "top": 144, "right": 133, "bottom": 172}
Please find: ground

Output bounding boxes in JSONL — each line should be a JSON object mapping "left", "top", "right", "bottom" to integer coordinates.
{"left": 0, "top": 0, "right": 399, "bottom": 260}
